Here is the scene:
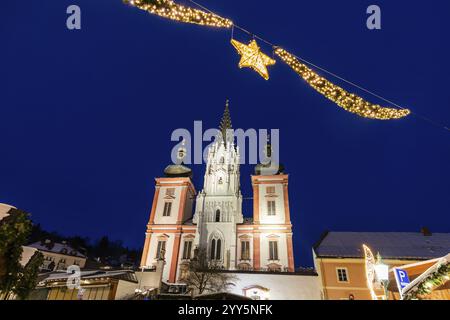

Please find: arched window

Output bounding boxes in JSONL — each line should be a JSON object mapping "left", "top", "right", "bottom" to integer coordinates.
{"left": 215, "top": 209, "right": 221, "bottom": 222}
{"left": 216, "top": 239, "right": 221, "bottom": 260}
{"left": 210, "top": 239, "right": 216, "bottom": 259}
{"left": 210, "top": 238, "right": 222, "bottom": 260}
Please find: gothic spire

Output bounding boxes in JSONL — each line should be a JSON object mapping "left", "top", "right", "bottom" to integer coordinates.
{"left": 219, "top": 99, "right": 232, "bottom": 142}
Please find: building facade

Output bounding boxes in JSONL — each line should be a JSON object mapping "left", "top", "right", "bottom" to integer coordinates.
{"left": 27, "top": 240, "right": 87, "bottom": 271}
{"left": 140, "top": 102, "right": 295, "bottom": 284}
{"left": 313, "top": 231, "right": 450, "bottom": 300}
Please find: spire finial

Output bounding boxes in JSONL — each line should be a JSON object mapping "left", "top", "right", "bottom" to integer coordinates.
{"left": 176, "top": 138, "right": 187, "bottom": 164}
{"left": 219, "top": 99, "right": 233, "bottom": 142}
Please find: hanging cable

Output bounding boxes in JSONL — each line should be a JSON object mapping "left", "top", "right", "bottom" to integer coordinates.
{"left": 184, "top": 0, "right": 450, "bottom": 131}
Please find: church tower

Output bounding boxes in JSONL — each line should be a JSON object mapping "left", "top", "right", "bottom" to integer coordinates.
{"left": 193, "top": 100, "right": 243, "bottom": 269}
{"left": 140, "top": 144, "right": 197, "bottom": 283}
{"left": 140, "top": 100, "right": 296, "bottom": 284}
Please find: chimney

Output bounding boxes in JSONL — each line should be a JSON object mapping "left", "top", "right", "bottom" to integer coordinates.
{"left": 421, "top": 227, "right": 432, "bottom": 236}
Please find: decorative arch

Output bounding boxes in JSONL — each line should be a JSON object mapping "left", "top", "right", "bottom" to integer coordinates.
{"left": 242, "top": 285, "right": 270, "bottom": 300}
{"left": 208, "top": 231, "right": 224, "bottom": 261}
{"left": 267, "top": 263, "right": 282, "bottom": 272}
{"left": 238, "top": 262, "right": 252, "bottom": 271}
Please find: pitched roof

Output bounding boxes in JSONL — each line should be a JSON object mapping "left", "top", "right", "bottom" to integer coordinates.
{"left": 313, "top": 231, "right": 450, "bottom": 260}
{"left": 42, "top": 270, "right": 138, "bottom": 283}
{"left": 0, "top": 203, "right": 15, "bottom": 221}
{"left": 28, "top": 241, "right": 86, "bottom": 258}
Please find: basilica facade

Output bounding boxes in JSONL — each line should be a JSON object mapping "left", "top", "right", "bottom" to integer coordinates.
{"left": 140, "top": 102, "right": 295, "bottom": 283}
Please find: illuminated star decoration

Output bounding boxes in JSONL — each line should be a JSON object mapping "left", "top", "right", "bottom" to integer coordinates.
{"left": 231, "top": 39, "right": 276, "bottom": 80}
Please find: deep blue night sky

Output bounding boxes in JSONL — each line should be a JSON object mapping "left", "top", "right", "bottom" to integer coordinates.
{"left": 1, "top": 1, "right": 450, "bottom": 267}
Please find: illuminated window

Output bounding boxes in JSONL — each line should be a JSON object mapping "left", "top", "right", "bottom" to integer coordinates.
{"left": 269, "top": 241, "right": 278, "bottom": 260}
{"left": 182, "top": 241, "right": 192, "bottom": 260}
{"left": 267, "top": 201, "right": 276, "bottom": 216}
{"left": 163, "top": 202, "right": 172, "bottom": 217}
{"left": 241, "top": 241, "right": 250, "bottom": 260}
{"left": 336, "top": 268, "right": 349, "bottom": 282}
{"left": 156, "top": 241, "right": 166, "bottom": 259}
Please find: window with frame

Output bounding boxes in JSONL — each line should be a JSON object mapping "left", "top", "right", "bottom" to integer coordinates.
{"left": 210, "top": 239, "right": 222, "bottom": 260}
{"left": 241, "top": 241, "right": 250, "bottom": 260}
{"left": 163, "top": 202, "right": 172, "bottom": 217}
{"left": 156, "top": 240, "right": 166, "bottom": 259}
{"left": 266, "top": 186, "right": 275, "bottom": 194}
{"left": 267, "top": 201, "right": 276, "bottom": 216}
{"left": 215, "top": 209, "right": 221, "bottom": 222}
{"left": 268, "top": 241, "right": 278, "bottom": 260}
{"left": 165, "top": 188, "right": 175, "bottom": 197}
{"left": 182, "top": 241, "right": 193, "bottom": 260}
{"left": 336, "top": 268, "right": 349, "bottom": 282}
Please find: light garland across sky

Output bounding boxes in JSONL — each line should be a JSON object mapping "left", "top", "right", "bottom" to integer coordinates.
{"left": 124, "top": 0, "right": 412, "bottom": 121}
{"left": 124, "top": 0, "right": 232, "bottom": 28}
{"left": 274, "top": 48, "right": 410, "bottom": 120}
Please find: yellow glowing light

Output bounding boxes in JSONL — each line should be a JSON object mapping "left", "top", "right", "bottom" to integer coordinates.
{"left": 231, "top": 39, "right": 276, "bottom": 80}
{"left": 274, "top": 48, "right": 410, "bottom": 120}
{"left": 125, "top": 0, "right": 233, "bottom": 28}
{"left": 363, "top": 244, "right": 378, "bottom": 300}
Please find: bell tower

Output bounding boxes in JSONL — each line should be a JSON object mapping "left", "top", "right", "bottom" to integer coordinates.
{"left": 140, "top": 143, "right": 196, "bottom": 283}
{"left": 193, "top": 100, "right": 243, "bottom": 269}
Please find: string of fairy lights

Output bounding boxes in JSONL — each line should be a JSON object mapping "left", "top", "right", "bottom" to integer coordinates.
{"left": 123, "top": 0, "right": 448, "bottom": 127}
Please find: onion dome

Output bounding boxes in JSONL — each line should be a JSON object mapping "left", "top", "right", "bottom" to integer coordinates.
{"left": 164, "top": 163, "right": 192, "bottom": 178}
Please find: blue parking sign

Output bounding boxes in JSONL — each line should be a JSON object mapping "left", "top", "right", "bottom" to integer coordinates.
{"left": 394, "top": 268, "right": 410, "bottom": 291}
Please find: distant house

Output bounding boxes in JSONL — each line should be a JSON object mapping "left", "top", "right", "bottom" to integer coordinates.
{"left": 26, "top": 240, "right": 87, "bottom": 271}
{"left": 32, "top": 270, "right": 139, "bottom": 300}
{"left": 313, "top": 230, "right": 450, "bottom": 300}
{"left": 31, "top": 261, "right": 165, "bottom": 300}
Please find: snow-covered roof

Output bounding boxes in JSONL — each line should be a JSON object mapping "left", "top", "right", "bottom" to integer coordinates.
{"left": 43, "top": 270, "right": 138, "bottom": 283}
{"left": 28, "top": 241, "right": 86, "bottom": 258}
{"left": 20, "top": 246, "right": 39, "bottom": 267}
{"left": 0, "top": 203, "right": 16, "bottom": 221}
{"left": 314, "top": 232, "right": 450, "bottom": 260}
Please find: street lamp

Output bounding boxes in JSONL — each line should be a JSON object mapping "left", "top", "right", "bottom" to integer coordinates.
{"left": 374, "top": 252, "right": 389, "bottom": 300}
